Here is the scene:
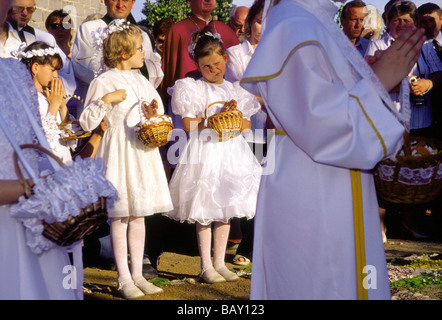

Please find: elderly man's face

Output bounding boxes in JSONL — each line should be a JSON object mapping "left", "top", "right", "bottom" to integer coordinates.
{"left": 8, "top": 0, "right": 35, "bottom": 27}
{"left": 229, "top": 6, "right": 249, "bottom": 40}
{"left": 105, "top": 0, "right": 135, "bottom": 20}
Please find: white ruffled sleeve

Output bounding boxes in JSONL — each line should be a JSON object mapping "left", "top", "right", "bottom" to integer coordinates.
{"left": 79, "top": 77, "right": 112, "bottom": 132}
{"left": 168, "top": 78, "right": 206, "bottom": 118}
{"left": 231, "top": 82, "right": 261, "bottom": 120}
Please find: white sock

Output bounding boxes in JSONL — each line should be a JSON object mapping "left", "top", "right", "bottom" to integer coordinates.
{"left": 110, "top": 217, "right": 132, "bottom": 285}
{"left": 128, "top": 217, "right": 146, "bottom": 280}
{"left": 212, "top": 221, "right": 230, "bottom": 269}
{"left": 196, "top": 222, "right": 213, "bottom": 271}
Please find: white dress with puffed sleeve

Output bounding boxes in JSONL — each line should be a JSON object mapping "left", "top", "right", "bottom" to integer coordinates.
{"left": 163, "top": 78, "right": 262, "bottom": 225}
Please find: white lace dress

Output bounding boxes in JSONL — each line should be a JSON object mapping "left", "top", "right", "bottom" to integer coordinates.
{"left": 163, "top": 78, "right": 262, "bottom": 225}
{"left": 0, "top": 58, "right": 81, "bottom": 300}
{"left": 79, "top": 68, "right": 173, "bottom": 218}
{"left": 37, "top": 93, "right": 76, "bottom": 163}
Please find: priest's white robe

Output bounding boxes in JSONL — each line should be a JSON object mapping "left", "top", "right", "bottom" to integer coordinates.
{"left": 241, "top": 0, "right": 405, "bottom": 300}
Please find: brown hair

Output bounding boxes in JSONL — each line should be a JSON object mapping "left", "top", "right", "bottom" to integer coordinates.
{"left": 103, "top": 23, "right": 142, "bottom": 68}
{"left": 189, "top": 25, "right": 225, "bottom": 62}
{"left": 20, "top": 41, "right": 63, "bottom": 73}
{"left": 245, "top": 0, "right": 265, "bottom": 38}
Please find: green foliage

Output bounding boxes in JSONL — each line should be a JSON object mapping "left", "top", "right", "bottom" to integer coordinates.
{"left": 390, "top": 272, "right": 442, "bottom": 292}
{"left": 140, "top": 0, "right": 235, "bottom": 30}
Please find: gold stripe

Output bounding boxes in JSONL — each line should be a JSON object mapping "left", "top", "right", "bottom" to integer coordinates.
{"left": 351, "top": 170, "right": 368, "bottom": 300}
{"left": 275, "top": 129, "right": 287, "bottom": 135}
{"left": 240, "top": 40, "right": 321, "bottom": 83}
{"left": 349, "top": 94, "right": 387, "bottom": 158}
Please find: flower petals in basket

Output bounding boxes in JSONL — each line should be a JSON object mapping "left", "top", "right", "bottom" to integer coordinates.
{"left": 207, "top": 100, "right": 243, "bottom": 141}
{"left": 136, "top": 98, "right": 174, "bottom": 148}
{"left": 374, "top": 134, "right": 442, "bottom": 204}
{"left": 10, "top": 144, "right": 118, "bottom": 254}
{"left": 59, "top": 120, "right": 92, "bottom": 141}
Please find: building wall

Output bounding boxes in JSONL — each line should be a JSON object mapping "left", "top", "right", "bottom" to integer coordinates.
{"left": 31, "top": 0, "right": 107, "bottom": 31}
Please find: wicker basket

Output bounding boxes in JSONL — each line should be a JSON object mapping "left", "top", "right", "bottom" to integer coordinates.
{"left": 136, "top": 116, "right": 174, "bottom": 148}
{"left": 206, "top": 100, "right": 243, "bottom": 141}
{"left": 14, "top": 144, "right": 108, "bottom": 247}
{"left": 59, "top": 120, "right": 91, "bottom": 141}
{"left": 374, "top": 133, "right": 442, "bottom": 204}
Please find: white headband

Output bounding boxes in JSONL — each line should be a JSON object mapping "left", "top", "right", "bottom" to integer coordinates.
{"left": 188, "top": 31, "right": 223, "bottom": 58}
{"left": 91, "top": 19, "right": 131, "bottom": 51}
{"left": 12, "top": 42, "right": 61, "bottom": 60}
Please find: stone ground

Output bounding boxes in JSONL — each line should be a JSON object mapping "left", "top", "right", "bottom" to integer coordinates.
{"left": 82, "top": 238, "right": 442, "bottom": 301}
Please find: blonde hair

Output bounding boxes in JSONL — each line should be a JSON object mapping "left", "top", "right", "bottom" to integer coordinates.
{"left": 103, "top": 24, "right": 142, "bottom": 68}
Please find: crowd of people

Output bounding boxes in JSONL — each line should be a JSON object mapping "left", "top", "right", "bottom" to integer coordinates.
{"left": 0, "top": 0, "right": 441, "bottom": 300}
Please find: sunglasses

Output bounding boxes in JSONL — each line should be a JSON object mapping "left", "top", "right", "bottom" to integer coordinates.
{"left": 12, "top": 6, "right": 36, "bottom": 14}
{"left": 49, "top": 23, "right": 71, "bottom": 30}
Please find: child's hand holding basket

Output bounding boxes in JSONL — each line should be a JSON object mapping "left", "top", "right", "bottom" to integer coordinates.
{"left": 136, "top": 98, "right": 174, "bottom": 148}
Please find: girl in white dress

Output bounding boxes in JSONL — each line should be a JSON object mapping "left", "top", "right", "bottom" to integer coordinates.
{"left": 17, "top": 41, "right": 76, "bottom": 163}
{"left": 79, "top": 21, "right": 172, "bottom": 299}
{"left": 164, "top": 26, "right": 262, "bottom": 284}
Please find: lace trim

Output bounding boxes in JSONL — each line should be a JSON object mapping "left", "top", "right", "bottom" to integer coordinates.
{"left": 377, "top": 163, "right": 442, "bottom": 185}
{"left": 10, "top": 156, "right": 118, "bottom": 254}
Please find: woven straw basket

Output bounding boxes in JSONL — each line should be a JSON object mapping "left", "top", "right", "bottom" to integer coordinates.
{"left": 136, "top": 116, "right": 174, "bottom": 148}
{"left": 59, "top": 120, "right": 91, "bottom": 141}
{"left": 374, "top": 134, "right": 442, "bottom": 204}
{"left": 14, "top": 144, "right": 108, "bottom": 247}
{"left": 206, "top": 100, "right": 243, "bottom": 141}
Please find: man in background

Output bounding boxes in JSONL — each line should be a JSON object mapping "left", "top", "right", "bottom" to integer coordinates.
{"left": 340, "top": 0, "right": 371, "bottom": 56}
{"left": 228, "top": 6, "right": 249, "bottom": 42}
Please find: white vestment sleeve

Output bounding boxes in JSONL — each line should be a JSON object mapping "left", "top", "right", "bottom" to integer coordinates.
{"left": 72, "top": 22, "right": 102, "bottom": 85}
{"left": 141, "top": 32, "right": 164, "bottom": 89}
{"left": 266, "top": 43, "right": 404, "bottom": 170}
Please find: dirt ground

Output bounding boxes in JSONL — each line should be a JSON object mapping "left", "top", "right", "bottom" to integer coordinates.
{"left": 82, "top": 238, "right": 442, "bottom": 301}
{"left": 83, "top": 243, "right": 251, "bottom": 300}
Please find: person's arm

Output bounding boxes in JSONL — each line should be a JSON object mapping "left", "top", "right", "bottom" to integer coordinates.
{"left": 0, "top": 179, "right": 33, "bottom": 205}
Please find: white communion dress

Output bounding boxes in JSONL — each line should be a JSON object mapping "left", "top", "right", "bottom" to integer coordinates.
{"left": 163, "top": 78, "right": 262, "bottom": 225}
{"left": 80, "top": 68, "right": 173, "bottom": 218}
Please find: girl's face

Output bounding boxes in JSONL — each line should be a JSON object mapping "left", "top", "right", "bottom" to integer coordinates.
{"left": 389, "top": 13, "right": 415, "bottom": 39}
{"left": 249, "top": 11, "right": 263, "bottom": 45}
{"left": 197, "top": 51, "right": 227, "bottom": 84}
{"left": 125, "top": 35, "right": 145, "bottom": 69}
{"left": 32, "top": 61, "right": 59, "bottom": 88}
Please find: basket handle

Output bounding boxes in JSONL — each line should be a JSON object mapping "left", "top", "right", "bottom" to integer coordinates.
{"left": 403, "top": 131, "right": 411, "bottom": 157}
{"left": 204, "top": 101, "right": 226, "bottom": 120}
{"left": 13, "top": 144, "right": 65, "bottom": 198}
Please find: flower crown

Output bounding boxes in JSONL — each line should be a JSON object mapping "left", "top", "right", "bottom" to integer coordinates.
{"left": 91, "top": 19, "right": 131, "bottom": 51}
{"left": 12, "top": 42, "right": 60, "bottom": 60}
{"left": 188, "top": 31, "right": 223, "bottom": 58}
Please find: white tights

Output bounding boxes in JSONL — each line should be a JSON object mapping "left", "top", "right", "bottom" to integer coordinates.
{"left": 196, "top": 221, "right": 231, "bottom": 271}
{"left": 110, "top": 217, "right": 146, "bottom": 284}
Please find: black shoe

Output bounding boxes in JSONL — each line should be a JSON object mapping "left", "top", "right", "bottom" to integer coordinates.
{"left": 142, "top": 262, "right": 158, "bottom": 279}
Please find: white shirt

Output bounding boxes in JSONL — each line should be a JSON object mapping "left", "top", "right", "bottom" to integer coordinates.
{"left": 72, "top": 18, "right": 163, "bottom": 93}
{"left": 0, "top": 22, "right": 22, "bottom": 58}
{"left": 366, "top": 34, "right": 442, "bottom": 130}
{"left": 225, "top": 40, "right": 267, "bottom": 144}
{"left": 225, "top": 40, "right": 254, "bottom": 83}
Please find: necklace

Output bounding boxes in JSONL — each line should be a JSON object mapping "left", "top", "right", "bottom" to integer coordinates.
{"left": 188, "top": 14, "right": 213, "bottom": 31}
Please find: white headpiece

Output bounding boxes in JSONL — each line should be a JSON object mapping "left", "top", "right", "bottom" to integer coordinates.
{"left": 91, "top": 19, "right": 131, "bottom": 51}
{"left": 188, "top": 31, "right": 223, "bottom": 58}
{"left": 12, "top": 42, "right": 61, "bottom": 60}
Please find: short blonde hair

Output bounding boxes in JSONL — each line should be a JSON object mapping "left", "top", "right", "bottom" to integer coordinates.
{"left": 103, "top": 24, "right": 142, "bottom": 68}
